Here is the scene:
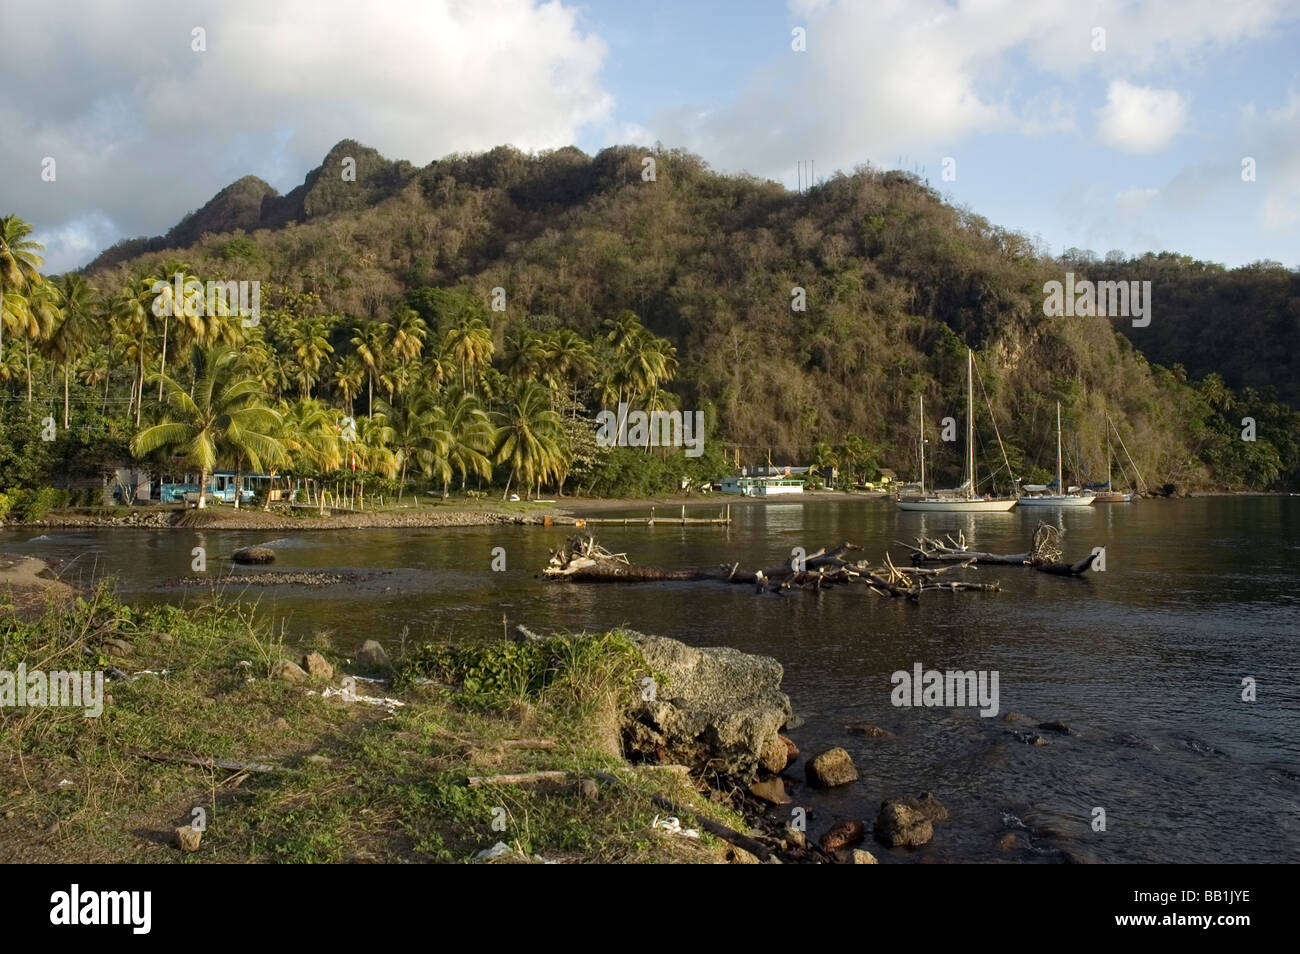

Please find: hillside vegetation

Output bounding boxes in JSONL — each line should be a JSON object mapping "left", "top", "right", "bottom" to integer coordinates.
{"left": 4, "top": 140, "right": 1296, "bottom": 496}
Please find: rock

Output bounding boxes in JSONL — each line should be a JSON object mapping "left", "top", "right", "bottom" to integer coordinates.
{"left": 845, "top": 722, "right": 893, "bottom": 738}
{"left": 271, "top": 659, "right": 308, "bottom": 683}
{"left": 1002, "top": 712, "right": 1026, "bottom": 723}
{"left": 805, "top": 747, "right": 858, "bottom": 788}
{"left": 873, "top": 802, "right": 934, "bottom": 848}
{"left": 356, "top": 640, "right": 391, "bottom": 669}
{"left": 783, "top": 714, "right": 806, "bottom": 730}
{"left": 852, "top": 849, "right": 879, "bottom": 864}
{"left": 759, "top": 735, "right": 795, "bottom": 774}
{"left": 784, "top": 825, "right": 806, "bottom": 849}
{"left": 303, "top": 652, "right": 334, "bottom": 680}
{"left": 1009, "top": 730, "right": 1048, "bottom": 746}
{"left": 621, "top": 634, "right": 791, "bottom": 783}
{"left": 175, "top": 826, "right": 202, "bottom": 852}
{"left": 101, "top": 638, "right": 133, "bottom": 657}
{"left": 819, "top": 819, "right": 866, "bottom": 852}
{"left": 232, "top": 546, "right": 275, "bottom": 564}
{"left": 996, "top": 832, "right": 1021, "bottom": 852}
{"left": 906, "top": 792, "right": 949, "bottom": 823}
{"left": 1037, "top": 720, "right": 1078, "bottom": 736}
{"left": 748, "top": 778, "right": 791, "bottom": 805}
{"left": 578, "top": 778, "right": 600, "bottom": 801}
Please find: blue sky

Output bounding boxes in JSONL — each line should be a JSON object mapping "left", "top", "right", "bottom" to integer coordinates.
{"left": 2, "top": 0, "right": 1298, "bottom": 272}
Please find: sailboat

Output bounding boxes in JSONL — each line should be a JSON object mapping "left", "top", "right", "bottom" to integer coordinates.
{"left": 897, "top": 350, "right": 1018, "bottom": 512}
{"left": 1019, "top": 402, "right": 1095, "bottom": 507}
{"left": 1094, "top": 414, "right": 1145, "bottom": 502}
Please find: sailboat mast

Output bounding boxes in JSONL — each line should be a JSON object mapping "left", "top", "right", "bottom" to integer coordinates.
{"left": 918, "top": 394, "right": 925, "bottom": 495}
{"left": 1056, "top": 401, "right": 1063, "bottom": 493}
{"left": 967, "top": 350, "right": 974, "bottom": 498}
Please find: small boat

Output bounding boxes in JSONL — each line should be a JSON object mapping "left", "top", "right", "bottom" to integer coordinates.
{"left": 898, "top": 350, "right": 1018, "bottom": 512}
{"left": 1018, "top": 402, "right": 1095, "bottom": 507}
{"left": 1093, "top": 429, "right": 1137, "bottom": 502}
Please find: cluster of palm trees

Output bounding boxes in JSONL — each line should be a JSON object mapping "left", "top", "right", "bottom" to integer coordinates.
{"left": 2, "top": 214, "right": 688, "bottom": 504}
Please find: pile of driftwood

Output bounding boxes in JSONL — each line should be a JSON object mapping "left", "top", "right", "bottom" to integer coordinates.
{"left": 901, "top": 523, "right": 1099, "bottom": 576}
{"left": 543, "top": 537, "right": 998, "bottom": 599}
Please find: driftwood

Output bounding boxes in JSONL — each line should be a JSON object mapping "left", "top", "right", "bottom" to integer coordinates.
{"left": 903, "top": 524, "right": 1096, "bottom": 576}
{"left": 544, "top": 536, "right": 715, "bottom": 582}
{"left": 544, "top": 536, "right": 997, "bottom": 600}
{"left": 466, "top": 770, "right": 575, "bottom": 790}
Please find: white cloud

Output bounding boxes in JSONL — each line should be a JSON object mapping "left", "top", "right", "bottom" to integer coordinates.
{"left": 1096, "top": 80, "right": 1188, "bottom": 153}
{"left": 1242, "top": 91, "right": 1300, "bottom": 234}
{"left": 0, "top": 0, "right": 611, "bottom": 270}
{"left": 1114, "top": 186, "right": 1159, "bottom": 218}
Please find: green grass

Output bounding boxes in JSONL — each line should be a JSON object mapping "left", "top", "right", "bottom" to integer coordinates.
{"left": 0, "top": 588, "right": 744, "bottom": 863}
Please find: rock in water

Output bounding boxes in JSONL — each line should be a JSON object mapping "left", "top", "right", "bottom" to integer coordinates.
{"left": 232, "top": 546, "right": 275, "bottom": 564}
{"left": 852, "top": 849, "right": 879, "bottom": 864}
{"left": 356, "top": 640, "right": 391, "bottom": 669}
{"left": 819, "top": 819, "right": 866, "bottom": 851}
{"left": 805, "top": 747, "right": 858, "bottom": 788}
{"left": 621, "top": 633, "right": 791, "bottom": 783}
{"left": 748, "top": 778, "right": 791, "bottom": 805}
{"left": 760, "top": 735, "right": 795, "bottom": 773}
{"left": 873, "top": 802, "right": 934, "bottom": 848}
{"left": 303, "top": 651, "right": 334, "bottom": 680}
{"left": 845, "top": 722, "right": 892, "bottom": 738}
{"left": 175, "top": 826, "right": 202, "bottom": 852}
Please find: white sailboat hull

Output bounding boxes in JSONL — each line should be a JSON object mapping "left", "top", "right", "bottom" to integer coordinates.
{"left": 897, "top": 497, "right": 1019, "bottom": 512}
{"left": 1017, "top": 494, "right": 1096, "bottom": 507}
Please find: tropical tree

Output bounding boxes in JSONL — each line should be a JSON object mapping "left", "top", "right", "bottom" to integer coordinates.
{"left": 351, "top": 320, "right": 387, "bottom": 411}
{"left": 130, "top": 343, "right": 285, "bottom": 509}
{"left": 440, "top": 388, "right": 496, "bottom": 494}
{"left": 46, "top": 273, "right": 96, "bottom": 427}
{"left": 0, "top": 214, "right": 45, "bottom": 364}
{"left": 443, "top": 316, "right": 494, "bottom": 391}
{"left": 494, "top": 379, "right": 567, "bottom": 499}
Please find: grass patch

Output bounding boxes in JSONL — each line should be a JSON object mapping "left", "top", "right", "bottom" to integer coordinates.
{"left": 0, "top": 588, "right": 745, "bottom": 864}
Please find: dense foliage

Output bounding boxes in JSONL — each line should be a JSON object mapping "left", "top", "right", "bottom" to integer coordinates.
{"left": 3, "top": 139, "right": 1298, "bottom": 497}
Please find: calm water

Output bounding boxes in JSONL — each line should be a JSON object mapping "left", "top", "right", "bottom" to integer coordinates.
{"left": 6, "top": 497, "right": 1298, "bottom": 863}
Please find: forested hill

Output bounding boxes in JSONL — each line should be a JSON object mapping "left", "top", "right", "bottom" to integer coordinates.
{"left": 85, "top": 140, "right": 1299, "bottom": 490}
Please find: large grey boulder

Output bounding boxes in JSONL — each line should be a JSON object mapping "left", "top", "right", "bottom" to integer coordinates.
{"left": 622, "top": 633, "right": 791, "bottom": 783}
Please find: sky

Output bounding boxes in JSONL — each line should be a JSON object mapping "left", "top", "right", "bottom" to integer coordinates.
{"left": 2, "top": 0, "right": 1298, "bottom": 274}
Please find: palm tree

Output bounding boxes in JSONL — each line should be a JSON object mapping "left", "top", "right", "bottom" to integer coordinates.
{"left": 543, "top": 328, "right": 595, "bottom": 408}
{"left": 351, "top": 320, "right": 387, "bottom": 412}
{"left": 440, "top": 388, "right": 496, "bottom": 494}
{"left": 442, "top": 316, "right": 494, "bottom": 391}
{"left": 504, "top": 326, "right": 549, "bottom": 382}
{"left": 272, "top": 397, "right": 341, "bottom": 510}
{"left": 380, "top": 390, "right": 450, "bottom": 497}
{"left": 20, "top": 278, "right": 60, "bottom": 402}
{"left": 289, "top": 316, "right": 334, "bottom": 397}
{"left": 130, "top": 343, "right": 285, "bottom": 509}
{"left": 0, "top": 215, "right": 45, "bottom": 364}
{"left": 494, "top": 380, "right": 567, "bottom": 499}
{"left": 332, "top": 353, "right": 365, "bottom": 414}
{"left": 46, "top": 274, "right": 96, "bottom": 427}
{"left": 111, "top": 275, "right": 154, "bottom": 426}
{"left": 389, "top": 308, "right": 427, "bottom": 366}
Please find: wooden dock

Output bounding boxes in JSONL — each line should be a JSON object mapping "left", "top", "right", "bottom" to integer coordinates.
{"left": 579, "top": 504, "right": 732, "bottom": 526}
